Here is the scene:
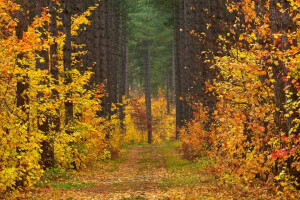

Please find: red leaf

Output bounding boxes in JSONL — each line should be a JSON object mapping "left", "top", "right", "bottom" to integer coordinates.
{"left": 282, "top": 76, "right": 289, "bottom": 82}
{"left": 271, "top": 151, "right": 278, "bottom": 160}
{"left": 281, "top": 136, "right": 288, "bottom": 141}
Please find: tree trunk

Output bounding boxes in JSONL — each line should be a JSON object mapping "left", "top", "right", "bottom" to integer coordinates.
{"left": 14, "top": 0, "right": 30, "bottom": 188}
{"left": 270, "top": 0, "right": 288, "bottom": 135}
{"left": 47, "top": 0, "right": 60, "bottom": 169}
{"left": 34, "top": 0, "right": 54, "bottom": 169}
{"left": 118, "top": 0, "right": 125, "bottom": 130}
{"left": 145, "top": 40, "right": 152, "bottom": 144}
{"left": 125, "top": 42, "right": 129, "bottom": 98}
{"left": 15, "top": 0, "right": 29, "bottom": 127}
{"left": 63, "top": 0, "right": 73, "bottom": 134}
{"left": 166, "top": 75, "right": 170, "bottom": 115}
{"left": 110, "top": 1, "right": 118, "bottom": 111}
{"left": 174, "top": 0, "right": 183, "bottom": 139}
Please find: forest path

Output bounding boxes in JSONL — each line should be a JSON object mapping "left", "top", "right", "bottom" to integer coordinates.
{"left": 82, "top": 145, "right": 167, "bottom": 198}
{"left": 21, "top": 143, "right": 260, "bottom": 199}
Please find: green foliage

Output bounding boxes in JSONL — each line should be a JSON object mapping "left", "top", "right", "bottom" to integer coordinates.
{"left": 41, "top": 168, "right": 70, "bottom": 182}
{"left": 127, "top": 0, "right": 173, "bottom": 94}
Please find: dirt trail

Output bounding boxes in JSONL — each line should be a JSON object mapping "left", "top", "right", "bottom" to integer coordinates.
{"left": 23, "top": 146, "right": 174, "bottom": 200}
{"left": 85, "top": 145, "right": 166, "bottom": 195}
{"left": 21, "top": 144, "right": 286, "bottom": 199}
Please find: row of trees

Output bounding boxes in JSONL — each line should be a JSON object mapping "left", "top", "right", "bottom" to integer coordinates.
{"left": 1, "top": 0, "right": 176, "bottom": 195}
{"left": 167, "top": 0, "right": 300, "bottom": 197}
{"left": 0, "top": 0, "right": 133, "bottom": 195}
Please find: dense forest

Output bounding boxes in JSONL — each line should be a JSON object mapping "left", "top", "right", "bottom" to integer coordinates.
{"left": 0, "top": 0, "right": 300, "bottom": 199}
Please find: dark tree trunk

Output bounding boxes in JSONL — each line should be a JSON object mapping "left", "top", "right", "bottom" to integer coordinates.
{"left": 34, "top": 0, "right": 55, "bottom": 169}
{"left": 118, "top": 0, "right": 125, "bottom": 130}
{"left": 166, "top": 75, "right": 170, "bottom": 115}
{"left": 125, "top": 42, "right": 129, "bottom": 98}
{"left": 270, "top": 0, "right": 288, "bottom": 135}
{"left": 63, "top": 0, "right": 74, "bottom": 134}
{"left": 15, "top": 0, "right": 29, "bottom": 127}
{"left": 109, "top": 1, "right": 118, "bottom": 111}
{"left": 14, "top": 0, "right": 30, "bottom": 188}
{"left": 174, "top": 0, "right": 183, "bottom": 139}
{"left": 145, "top": 41, "right": 152, "bottom": 144}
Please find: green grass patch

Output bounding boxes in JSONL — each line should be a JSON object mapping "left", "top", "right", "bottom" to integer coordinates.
{"left": 159, "top": 175, "right": 199, "bottom": 188}
{"left": 41, "top": 168, "right": 70, "bottom": 182}
{"left": 103, "top": 155, "right": 127, "bottom": 172}
{"left": 157, "top": 142, "right": 189, "bottom": 171}
{"left": 157, "top": 141, "right": 215, "bottom": 189}
{"left": 102, "top": 146, "right": 129, "bottom": 172}
{"left": 47, "top": 182, "right": 94, "bottom": 189}
{"left": 138, "top": 158, "right": 159, "bottom": 164}
{"left": 37, "top": 168, "right": 94, "bottom": 190}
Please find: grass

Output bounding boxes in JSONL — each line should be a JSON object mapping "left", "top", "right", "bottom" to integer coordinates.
{"left": 157, "top": 141, "right": 215, "bottom": 190}
{"left": 36, "top": 167, "right": 94, "bottom": 190}
{"left": 157, "top": 141, "right": 189, "bottom": 171}
{"left": 101, "top": 145, "right": 130, "bottom": 172}
{"left": 46, "top": 182, "right": 94, "bottom": 189}
{"left": 103, "top": 155, "right": 128, "bottom": 172}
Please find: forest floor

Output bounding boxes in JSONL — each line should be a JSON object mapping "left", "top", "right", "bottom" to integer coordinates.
{"left": 20, "top": 142, "right": 276, "bottom": 200}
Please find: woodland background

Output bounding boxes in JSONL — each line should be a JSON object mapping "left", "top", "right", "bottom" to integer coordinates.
{"left": 0, "top": 0, "right": 300, "bottom": 199}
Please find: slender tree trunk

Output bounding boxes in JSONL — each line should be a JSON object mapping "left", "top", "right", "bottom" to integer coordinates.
{"left": 34, "top": 0, "right": 54, "bottom": 169}
{"left": 47, "top": 0, "right": 60, "bottom": 168}
{"left": 166, "top": 75, "right": 170, "bottom": 115}
{"left": 270, "top": 0, "right": 288, "bottom": 135}
{"left": 15, "top": 0, "right": 29, "bottom": 129}
{"left": 15, "top": 0, "right": 29, "bottom": 188}
{"left": 174, "top": 0, "right": 183, "bottom": 139}
{"left": 63, "top": 0, "right": 73, "bottom": 134}
{"left": 145, "top": 41, "right": 152, "bottom": 144}
{"left": 125, "top": 42, "right": 129, "bottom": 98}
{"left": 110, "top": 1, "right": 118, "bottom": 111}
{"left": 103, "top": 1, "right": 110, "bottom": 116}
{"left": 172, "top": 39, "right": 176, "bottom": 105}
{"left": 118, "top": 0, "right": 125, "bottom": 130}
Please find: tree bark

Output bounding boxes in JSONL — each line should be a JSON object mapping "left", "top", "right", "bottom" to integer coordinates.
{"left": 15, "top": 0, "right": 29, "bottom": 126}
{"left": 14, "top": 0, "right": 30, "bottom": 188}
{"left": 118, "top": 0, "right": 125, "bottom": 130}
{"left": 145, "top": 40, "right": 152, "bottom": 144}
{"left": 34, "top": 0, "right": 55, "bottom": 169}
{"left": 270, "top": 0, "right": 288, "bottom": 135}
{"left": 166, "top": 75, "right": 170, "bottom": 115}
{"left": 63, "top": 0, "right": 73, "bottom": 134}
{"left": 125, "top": 42, "right": 129, "bottom": 98}
{"left": 174, "top": 0, "right": 183, "bottom": 139}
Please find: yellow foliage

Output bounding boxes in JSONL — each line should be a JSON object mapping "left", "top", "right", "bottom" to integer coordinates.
{"left": 124, "top": 90, "right": 175, "bottom": 144}
{"left": 0, "top": 1, "right": 121, "bottom": 196}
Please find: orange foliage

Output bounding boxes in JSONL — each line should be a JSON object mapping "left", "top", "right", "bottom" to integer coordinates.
{"left": 0, "top": 1, "right": 121, "bottom": 197}
{"left": 180, "top": 0, "right": 300, "bottom": 198}
{"left": 124, "top": 90, "right": 175, "bottom": 144}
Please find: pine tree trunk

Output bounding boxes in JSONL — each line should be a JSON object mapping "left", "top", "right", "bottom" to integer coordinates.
{"left": 270, "top": 0, "right": 288, "bottom": 135}
{"left": 125, "top": 42, "right": 129, "bottom": 98}
{"left": 166, "top": 75, "right": 170, "bottom": 115}
{"left": 63, "top": 0, "right": 73, "bottom": 134}
{"left": 145, "top": 40, "right": 152, "bottom": 144}
{"left": 118, "top": 0, "right": 125, "bottom": 130}
{"left": 47, "top": 0, "right": 60, "bottom": 168}
{"left": 35, "top": 0, "right": 54, "bottom": 169}
{"left": 110, "top": 1, "right": 118, "bottom": 112}
{"left": 174, "top": 0, "right": 183, "bottom": 139}
{"left": 15, "top": 0, "right": 29, "bottom": 128}
{"left": 14, "top": 0, "right": 30, "bottom": 188}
